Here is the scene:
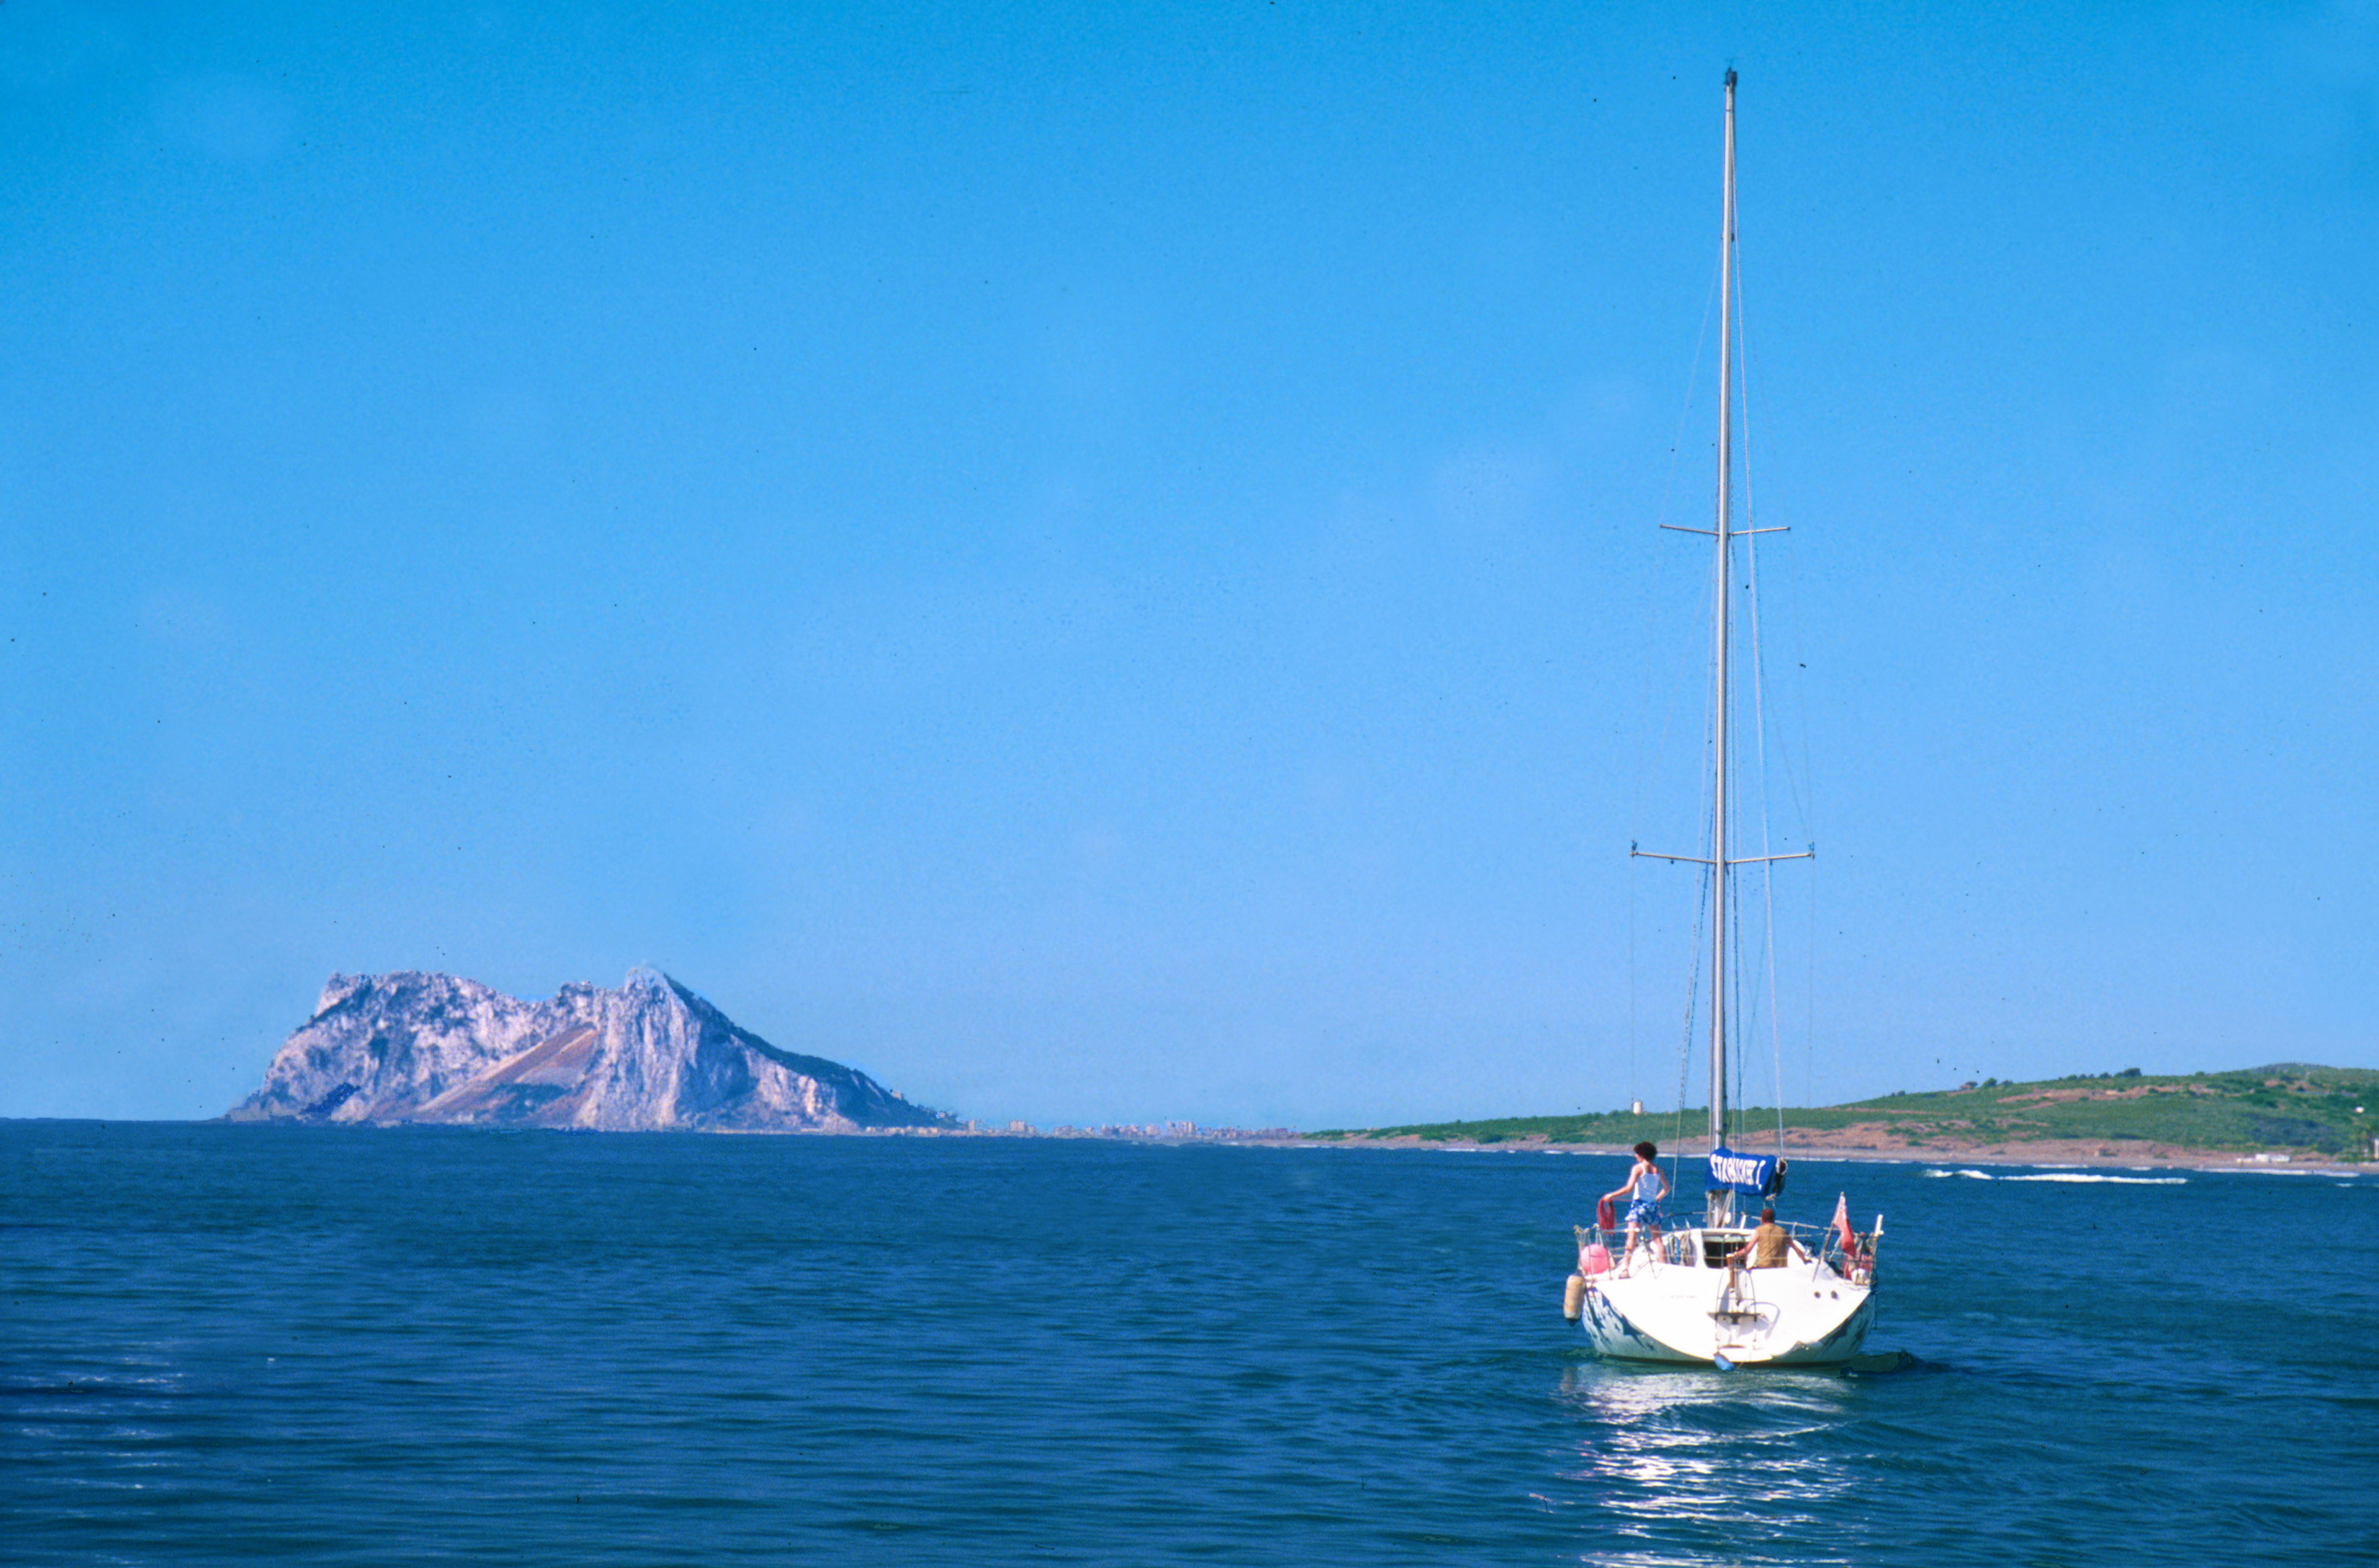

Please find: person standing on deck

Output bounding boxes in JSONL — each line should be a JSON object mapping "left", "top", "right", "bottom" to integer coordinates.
{"left": 1600, "top": 1142, "right": 1669, "bottom": 1274}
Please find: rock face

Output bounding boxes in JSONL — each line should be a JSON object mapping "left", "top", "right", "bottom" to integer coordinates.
{"left": 228, "top": 968, "right": 950, "bottom": 1132}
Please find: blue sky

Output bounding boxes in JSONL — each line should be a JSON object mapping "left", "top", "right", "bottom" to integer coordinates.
{"left": 1, "top": 1, "right": 2374, "bottom": 1128}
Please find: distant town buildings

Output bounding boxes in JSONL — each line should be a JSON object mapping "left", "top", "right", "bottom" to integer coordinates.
{"left": 905, "top": 1119, "right": 1300, "bottom": 1142}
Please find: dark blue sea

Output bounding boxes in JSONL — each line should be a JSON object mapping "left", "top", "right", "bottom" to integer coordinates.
{"left": 4, "top": 1122, "right": 2372, "bottom": 1565}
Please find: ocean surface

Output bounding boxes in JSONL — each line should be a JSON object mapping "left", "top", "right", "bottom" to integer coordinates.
{"left": 3, "top": 1122, "right": 2372, "bottom": 1566}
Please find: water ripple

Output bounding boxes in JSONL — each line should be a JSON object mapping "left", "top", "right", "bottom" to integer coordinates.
{"left": 2, "top": 1123, "right": 2372, "bottom": 1565}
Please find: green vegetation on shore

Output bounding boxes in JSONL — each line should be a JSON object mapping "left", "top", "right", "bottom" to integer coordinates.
{"left": 1309, "top": 1064, "right": 2379, "bottom": 1157}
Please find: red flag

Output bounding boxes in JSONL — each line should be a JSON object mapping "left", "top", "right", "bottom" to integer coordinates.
{"left": 1832, "top": 1193, "right": 1855, "bottom": 1255}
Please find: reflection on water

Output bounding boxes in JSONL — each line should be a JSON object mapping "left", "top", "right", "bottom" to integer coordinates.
{"left": 1552, "top": 1360, "right": 1866, "bottom": 1566}
{"left": 9, "top": 1125, "right": 2374, "bottom": 1566}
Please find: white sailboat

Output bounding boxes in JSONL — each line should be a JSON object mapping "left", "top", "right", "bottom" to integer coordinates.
{"left": 1566, "top": 71, "right": 1881, "bottom": 1368}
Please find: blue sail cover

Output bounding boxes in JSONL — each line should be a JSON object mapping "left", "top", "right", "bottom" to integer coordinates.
{"left": 1706, "top": 1146, "right": 1781, "bottom": 1196}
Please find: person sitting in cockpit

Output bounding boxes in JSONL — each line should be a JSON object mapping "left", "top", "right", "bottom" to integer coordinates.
{"left": 1724, "top": 1207, "right": 1808, "bottom": 1269}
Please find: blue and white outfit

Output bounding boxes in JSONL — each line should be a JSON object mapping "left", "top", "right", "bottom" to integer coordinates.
{"left": 1624, "top": 1166, "right": 1666, "bottom": 1228}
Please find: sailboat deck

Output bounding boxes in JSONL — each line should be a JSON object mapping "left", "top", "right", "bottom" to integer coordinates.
{"left": 1580, "top": 1219, "right": 1877, "bottom": 1284}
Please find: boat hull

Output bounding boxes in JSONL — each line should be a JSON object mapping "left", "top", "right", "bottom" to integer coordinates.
{"left": 1579, "top": 1235, "right": 1875, "bottom": 1367}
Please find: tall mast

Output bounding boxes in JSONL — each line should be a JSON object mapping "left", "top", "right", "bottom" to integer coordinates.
{"left": 1708, "top": 68, "right": 1737, "bottom": 1221}
{"left": 1636, "top": 71, "right": 1808, "bottom": 1221}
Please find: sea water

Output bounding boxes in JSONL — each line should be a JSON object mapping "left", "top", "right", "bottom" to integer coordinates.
{"left": 3, "top": 1121, "right": 2372, "bottom": 1565}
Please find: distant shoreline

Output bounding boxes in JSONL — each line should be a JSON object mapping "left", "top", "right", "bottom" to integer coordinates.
{"left": 1288, "top": 1132, "right": 2371, "bottom": 1175}
{"left": 1299, "top": 1065, "right": 2379, "bottom": 1171}
{"left": 11, "top": 1117, "right": 2371, "bottom": 1174}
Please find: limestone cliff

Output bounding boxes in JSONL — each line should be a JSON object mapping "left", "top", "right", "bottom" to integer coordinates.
{"left": 228, "top": 968, "right": 949, "bottom": 1132}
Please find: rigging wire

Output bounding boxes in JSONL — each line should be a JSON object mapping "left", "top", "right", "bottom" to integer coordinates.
{"left": 1673, "top": 465, "right": 1722, "bottom": 1156}
{"left": 1736, "top": 279, "right": 1791, "bottom": 1160}
{"left": 1809, "top": 846, "right": 1820, "bottom": 1113}
{"left": 1732, "top": 244, "right": 1813, "bottom": 836}
{"left": 1724, "top": 169, "right": 1748, "bottom": 1156}
{"left": 1731, "top": 845, "right": 1747, "bottom": 1147}
{"left": 1671, "top": 860, "right": 1710, "bottom": 1197}
{"left": 1732, "top": 187, "right": 1802, "bottom": 1160}
{"left": 1629, "top": 251, "right": 1726, "bottom": 1138}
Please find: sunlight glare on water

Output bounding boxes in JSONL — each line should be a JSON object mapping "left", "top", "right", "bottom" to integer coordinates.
{"left": 1556, "top": 1365, "right": 1862, "bottom": 1565}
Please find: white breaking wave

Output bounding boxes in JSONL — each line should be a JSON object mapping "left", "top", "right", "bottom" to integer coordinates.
{"left": 1924, "top": 1168, "right": 2186, "bottom": 1185}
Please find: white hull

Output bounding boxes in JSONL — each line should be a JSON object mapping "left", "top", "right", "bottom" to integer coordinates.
{"left": 1579, "top": 1228, "right": 1875, "bottom": 1367}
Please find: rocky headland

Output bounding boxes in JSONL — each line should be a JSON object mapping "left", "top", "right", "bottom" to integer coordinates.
{"left": 228, "top": 968, "right": 950, "bottom": 1133}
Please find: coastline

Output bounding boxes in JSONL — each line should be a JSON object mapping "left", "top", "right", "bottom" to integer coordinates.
{"left": 1291, "top": 1131, "right": 2372, "bottom": 1176}
{"left": 34, "top": 1117, "right": 2370, "bottom": 1174}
